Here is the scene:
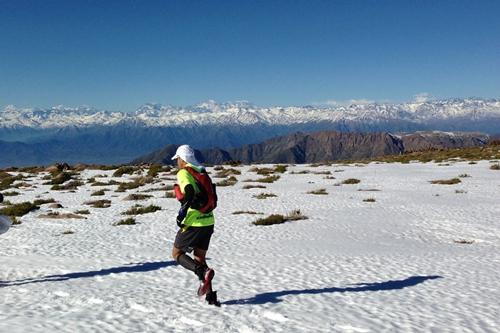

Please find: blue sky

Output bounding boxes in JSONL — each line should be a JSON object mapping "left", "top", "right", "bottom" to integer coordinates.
{"left": 1, "top": 0, "right": 499, "bottom": 111}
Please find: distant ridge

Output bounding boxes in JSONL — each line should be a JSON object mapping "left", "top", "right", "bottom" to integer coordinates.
{"left": 132, "top": 130, "right": 489, "bottom": 165}
{"left": 1, "top": 98, "right": 498, "bottom": 166}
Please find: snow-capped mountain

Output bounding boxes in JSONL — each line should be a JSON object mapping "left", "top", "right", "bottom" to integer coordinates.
{"left": 2, "top": 98, "right": 500, "bottom": 129}
{"left": 1, "top": 98, "right": 499, "bottom": 166}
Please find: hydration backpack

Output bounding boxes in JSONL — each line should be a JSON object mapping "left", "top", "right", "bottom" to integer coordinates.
{"left": 174, "top": 167, "right": 217, "bottom": 214}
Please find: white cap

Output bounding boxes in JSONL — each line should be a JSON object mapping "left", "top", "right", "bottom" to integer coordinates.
{"left": 171, "top": 144, "right": 201, "bottom": 165}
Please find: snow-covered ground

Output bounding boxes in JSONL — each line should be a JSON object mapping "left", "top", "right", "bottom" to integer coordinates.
{"left": 1, "top": 161, "right": 499, "bottom": 332}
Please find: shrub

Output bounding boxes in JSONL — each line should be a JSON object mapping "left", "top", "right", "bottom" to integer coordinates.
{"left": 454, "top": 239, "right": 474, "bottom": 244}
{"left": 45, "top": 172, "right": 72, "bottom": 185}
{"left": 215, "top": 168, "right": 241, "bottom": 178}
{"left": 242, "top": 184, "right": 267, "bottom": 189}
{"left": 256, "top": 175, "right": 280, "bottom": 183}
{"left": 75, "top": 209, "right": 91, "bottom": 215}
{"left": 290, "top": 170, "right": 310, "bottom": 174}
{"left": 51, "top": 180, "right": 84, "bottom": 191}
{"left": 0, "top": 173, "right": 24, "bottom": 190}
{"left": 363, "top": 198, "right": 376, "bottom": 202}
{"left": 253, "top": 214, "right": 285, "bottom": 225}
{"left": 85, "top": 199, "right": 112, "bottom": 208}
{"left": 430, "top": 178, "right": 461, "bottom": 185}
{"left": 91, "top": 189, "right": 106, "bottom": 196}
{"left": 114, "top": 217, "right": 136, "bottom": 226}
{"left": 253, "top": 210, "right": 308, "bottom": 226}
{"left": 2, "top": 191, "right": 20, "bottom": 196}
{"left": 358, "top": 189, "right": 381, "bottom": 192}
{"left": 147, "top": 164, "right": 171, "bottom": 177}
{"left": 123, "top": 205, "right": 161, "bottom": 215}
{"left": 253, "top": 193, "right": 277, "bottom": 199}
{"left": 216, "top": 176, "right": 238, "bottom": 187}
{"left": 38, "top": 212, "right": 85, "bottom": 219}
{"left": 116, "top": 176, "right": 154, "bottom": 192}
{"left": 342, "top": 178, "right": 361, "bottom": 184}
{"left": 124, "top": 193, "right": 153, "bottom": 201}
{"left": 232, "top": 211, "right": 262, "bottom": 215}
{"left": 33, "top": 198, "right": 56, "bottom": 206}
{"left": 490, "top": 164, "right": 500, "bottom": 170}
{"left": 274, "top": 165, "right": 288, "bottom": 173}
{"left": 91, "top": 180, "right": 121, "bottom": 186}
{"left": 0, "top": 201, "right": 39, "bottom": 217}
{"left": 62, "top": 230, "right": 75, "bottom": 235}
{"left": 307, "top": 188, "right": 328, "bottom": 195}
{"left": 458, "top": 174, "right": 471, "bottom": 178}
{"left": 113, "top": 166, "right": 137, "bottom": 177}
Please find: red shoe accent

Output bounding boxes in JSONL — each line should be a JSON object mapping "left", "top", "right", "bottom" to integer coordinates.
{"left": 197, "top": 268, "right": 215, "bottom": 296}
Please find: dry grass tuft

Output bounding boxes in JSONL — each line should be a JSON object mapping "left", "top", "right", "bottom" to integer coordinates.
{"left": 85, "top": 199, "right": 112, "bottom": 208}
{"left": 307, "top": 188, "right": 328, "bottom": 195}
{"left": 114, "top": 217, "right": 136, "bottom": 226}
{"left": 123, "top": 204, "right": 161, "bottom": 215}
{"left": 124, "top": 193, "right": 153, "bottom": 201}
{"left": 253, "top": 193, "right": 277, "bottom": 199}
{"left": 253, "top": 209, "right": 308, "bottom": 226}
{"left": 242, "top": 184, "right": 267, "bottom": 189}
{"left": 342, "top": 178, "right": 361, "bottom": 185}
{"left": 430, "top": 178, "right": 461, "bottom": 185}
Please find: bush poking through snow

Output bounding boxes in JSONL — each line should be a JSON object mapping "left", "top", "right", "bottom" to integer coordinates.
{"left": 242, "top": 184, "right": 267, "bottom": 189}
{"left": 342, "top": 178, "right": 361, "bottom": 184}
{"left": 74, "top": 209, "right": 90, "bottom": 215}
{"left": 253, "top": 193, "right": 277, "bottom": 199}
{"left": 114, "top": 217, "right": 136, "bottom": 226}
{"left": 274, "top": 165, "right": 288, "bottom": 173}
{"left": 256, "top": 175, "right": 280, "bottom": 183}
{"left": 430, "top": 178, "right": 461, "bottom": 185}
{"left": 38, "top": 212, "right": 86, "bottom": 219}
{"left": 0, "top": 201, "right": 39, "bottom": 217}
{"left": 253, "top": 210, "right": 308, "bottom": 226}
{"left": 112, "top": 166, "right": 137, "bottom": 177}
{"left": 232, "top": 210, "right": 263, "bottom": 215}
{"left": 61, "top": 230, "right": 75, "bottom": 235}
{"left": 85, "top": 199, "right": 112, "bottom": 208}
{"left": 307, "top": 188, "right": 328, "bottom": 195}
{"left": 454, "top": 239, "right": 475, "bottom": 245}
{"left": 216, "top": 176, "right": 238, "bottom": 187}
{"left": 490, "top": 164, "right": 500, "bottom": 170}
{"left": 91, "top": 189, "right": 106, "bottom": 196}
{"left": 147, "top": 164, "right": 170, "bottom": 177}
{"left": 363, "top": 198, "right": 376, "bottom": 202}
{"left": 124, "top": 193, "right": 153, "bottom": 201}
{"left": 116, "top": 176, "right": 154, "bottom": 192}
{"left": 458, "top": 174, "right": 471, "bottom": 178}
{"left": 215, "top": 168, "right": 241, "bottom": 178}
{"left": 123, "top": 205, "right": 161, "bottom": 215}
{"left": 2, "top": 191, "right": 20, "bottom": 196}
{"left": 33, "top": 198, "right": 56, "bottom": 206}
{"left": 51, "top": 180, "right": 84, "bottom": 191}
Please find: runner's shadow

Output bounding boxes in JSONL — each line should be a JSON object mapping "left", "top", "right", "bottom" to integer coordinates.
{"left": 223, "top": 275, "right": 442, "bottom": 305}
{"left": 0, "top": 260, "right": 175, "bottom": 287}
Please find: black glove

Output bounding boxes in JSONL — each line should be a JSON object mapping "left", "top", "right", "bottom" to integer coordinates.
{"left": 176, "top": 207, "right": 187, "bottom": 228}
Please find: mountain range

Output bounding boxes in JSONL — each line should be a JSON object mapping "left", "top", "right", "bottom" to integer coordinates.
{"left": 1, "top": 98, "right": 499, "bottom": 166}
{"left": 132, "top": 130, "right": 490, "bottom": 165}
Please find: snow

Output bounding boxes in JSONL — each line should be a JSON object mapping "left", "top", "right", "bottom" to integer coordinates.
{"left": 2, "top": 98, "right": 500, "bottom": 129}
{"left": 1, "top": 161, "right": 500, "bottom": 332}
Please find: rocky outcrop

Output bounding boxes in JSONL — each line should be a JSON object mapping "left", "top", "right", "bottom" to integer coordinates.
{"left": 133, "top": 130, "right": 488, "bottom": 165}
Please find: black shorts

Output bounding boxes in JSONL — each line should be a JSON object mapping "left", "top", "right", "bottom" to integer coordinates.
{"left": 174, "top": 225, "right": 214, "bottom": 252}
